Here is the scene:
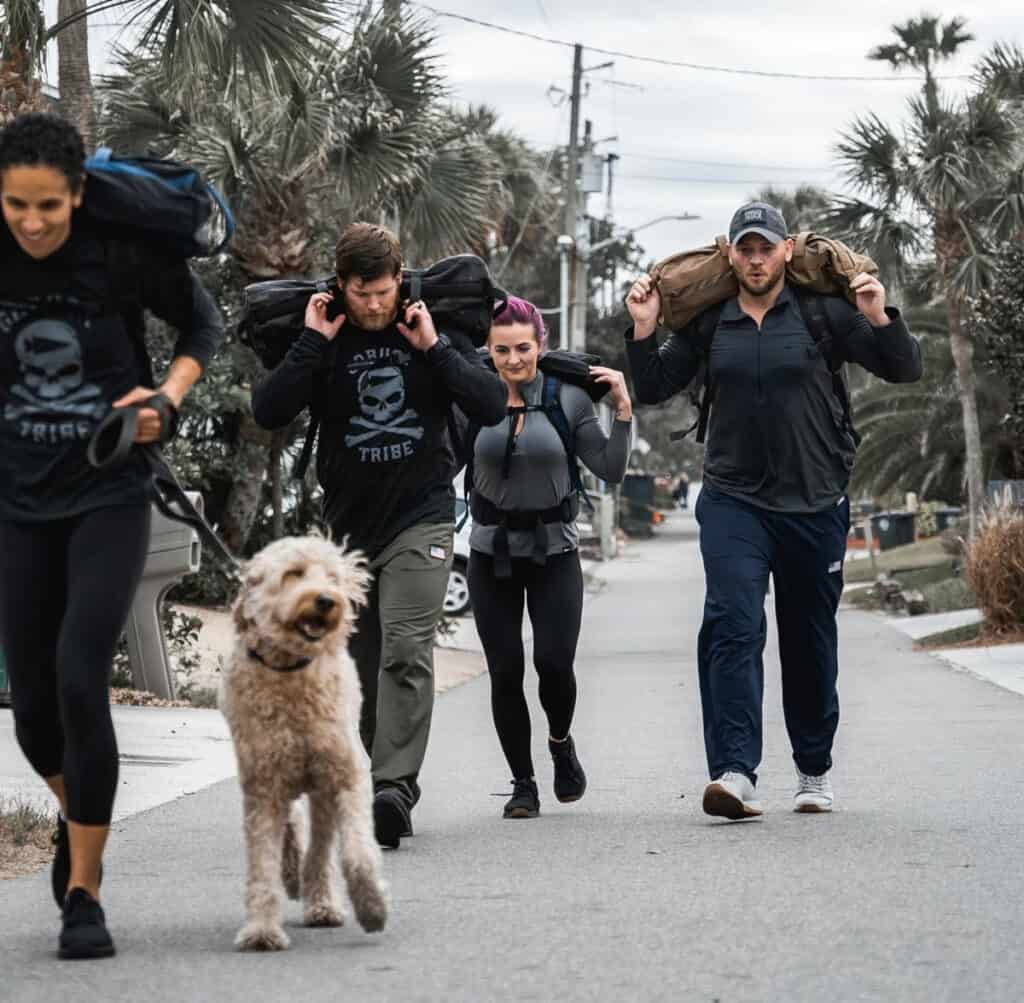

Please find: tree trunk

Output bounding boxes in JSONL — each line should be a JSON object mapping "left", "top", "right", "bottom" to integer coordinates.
{"left": 220, "top": 412, "right": 271, "bottom": 554}
{"left": 0, "top": 49, "right": 48, "bottom": 125}
{"left": 56, "top": 0, "right": 93, "bottom": 147}
{"left": 269, "top": 429, "right": 285, "bottom": 540}
{"left": 946, "top": 293, "right": 985, "bottom": 538}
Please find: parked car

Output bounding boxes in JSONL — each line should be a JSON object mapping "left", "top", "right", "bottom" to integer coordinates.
{"left": 445, "top": 495, "right": 472, "bottom": 617}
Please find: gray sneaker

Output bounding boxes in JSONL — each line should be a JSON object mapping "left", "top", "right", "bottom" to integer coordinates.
{"left": 702, "top": 771, "right": 763, "bottom": 820}
{"left": 793, "top": 769, "right": 833, "bottom": 813}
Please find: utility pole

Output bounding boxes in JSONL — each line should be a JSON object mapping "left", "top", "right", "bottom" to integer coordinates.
{"left": 563, "top": 44, "right": 583, "bottom": 352}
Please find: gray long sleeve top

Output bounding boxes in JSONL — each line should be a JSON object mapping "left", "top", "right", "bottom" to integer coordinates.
{"left": 470, "top": 374, "right": 631, "bottom": 557}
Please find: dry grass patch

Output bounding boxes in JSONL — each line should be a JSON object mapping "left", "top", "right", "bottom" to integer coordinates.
{"left": 964, "top": 504, "right": 1024, "bottom": 634}
{"left": 0, "top": 797, "right": 53, "bottom": 881}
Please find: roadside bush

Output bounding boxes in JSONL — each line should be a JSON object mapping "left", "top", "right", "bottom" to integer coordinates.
{"left": 964, "top": 504, "right": 1024, "bottom": 632}
{"left": 920, "top": 576, "right": 976, "bottom": 614}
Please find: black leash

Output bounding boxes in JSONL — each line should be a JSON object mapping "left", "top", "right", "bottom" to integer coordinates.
{"left": 87, "top": 394, "right": 242, "bottom": 579}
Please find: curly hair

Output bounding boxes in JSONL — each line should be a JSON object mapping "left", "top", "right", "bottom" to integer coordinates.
{"left": 0, "top": 113, "right": 86, "bottom": 194}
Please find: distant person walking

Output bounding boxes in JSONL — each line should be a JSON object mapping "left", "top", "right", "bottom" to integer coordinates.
{"left": 625, "top": 201, "right": 921, "bottom": 819}
{"left": 466, "top": 297, "right": 632, "bottom": 819}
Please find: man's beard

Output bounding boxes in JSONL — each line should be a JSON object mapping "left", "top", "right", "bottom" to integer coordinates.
{"left": 736, "top": 258, "right": 786, "bottom": 298}
{"left": 342, "top": 292, "right": 400, "bottom": 331}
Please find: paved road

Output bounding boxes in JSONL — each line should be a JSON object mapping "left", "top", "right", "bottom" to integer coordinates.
{"left": 4, "top": 509, "right": 1024, "bottom": 1001}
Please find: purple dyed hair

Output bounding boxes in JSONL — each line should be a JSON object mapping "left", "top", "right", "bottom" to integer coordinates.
{"left": 491, "top": 295, "right": 548, "bottom": 351}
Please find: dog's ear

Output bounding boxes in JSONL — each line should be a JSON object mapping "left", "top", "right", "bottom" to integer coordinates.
{"left": 335, "top": 547, "right": 372, "bottom": 611}
{"left": 232, "top": 562, "right": 265, "bottom": 629}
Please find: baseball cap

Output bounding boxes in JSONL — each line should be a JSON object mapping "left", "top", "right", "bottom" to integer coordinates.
{"left": 729, "top": 201, "right": 788, "bottom": 245}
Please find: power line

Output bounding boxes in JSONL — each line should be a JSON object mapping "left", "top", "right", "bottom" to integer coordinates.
{"left": 616, "top": 152, "right": 837, "bottom": 172}
{"left": 610, "top": 172, "right": 835, "bottom": 184}
{"left": 415, "top": 5, "right": 973, "bottom": 83}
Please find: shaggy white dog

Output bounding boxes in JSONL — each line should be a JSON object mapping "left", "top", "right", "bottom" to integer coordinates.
{"left": 221, "top": 535, "right": 388, "bottom": 951}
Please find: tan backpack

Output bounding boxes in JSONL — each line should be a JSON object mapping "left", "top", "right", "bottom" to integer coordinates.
{"left": 650, "top": 232, "right": 879, "bottom": 331}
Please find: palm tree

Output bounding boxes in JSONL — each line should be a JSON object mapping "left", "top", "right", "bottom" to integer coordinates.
{"left": 751, "top": 184, "right": 833, "bottom": 233}
{"left": 57, "top": 0, "right": 93, "bottom": 144}
{"left": 2, "top": 1, "right": 351, "bottom": 136}
{"left": 97, "top": 8, "right": 508, "bottom": 551}
{"left": 829, "top": 23, "right": 1024, "bottom": 537}
{"left": 867, "top": 14, "right": 973, "bottom": 120}
{"left": 0, "top": 1, "right": 48, "bottom": 123}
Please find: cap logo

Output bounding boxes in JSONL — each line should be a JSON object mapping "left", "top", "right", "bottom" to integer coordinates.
{"left": 744, "top": 209, "right": 764, "bottom": 221}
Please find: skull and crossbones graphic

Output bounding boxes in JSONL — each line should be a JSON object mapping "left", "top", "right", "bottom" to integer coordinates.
{"left": 4, "top": 319, "right": 104, "bottom": 421}
{"left": 344, "top": 366, "right": 423, "bottom": 447}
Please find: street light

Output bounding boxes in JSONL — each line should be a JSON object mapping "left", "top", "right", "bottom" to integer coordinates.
{"left": 585, "top": 213, "right": 701, "bottom": 258}
{"left": 557, "top": 234, "right": 574, "bottom": 351}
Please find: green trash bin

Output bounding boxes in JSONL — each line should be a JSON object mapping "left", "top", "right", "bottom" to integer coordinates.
{"left": 0, "top": 645, "right": 10, "bottom": 707}
{"left": 870, "top": 511, "right": 916, "bottom": 551}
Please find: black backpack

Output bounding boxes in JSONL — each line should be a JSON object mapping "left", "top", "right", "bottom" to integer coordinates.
{"left": 82, "top": 148, "right": 235, "bottom": 258}
{"left": 238, "top": 254, "right": 508, "bottom": 368}
{"left": 672, "top": 289, "right": 860, "bottom": 446}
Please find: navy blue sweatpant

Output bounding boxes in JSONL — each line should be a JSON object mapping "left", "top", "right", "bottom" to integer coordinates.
{"left": 695, "top": 484, "right": 850, "bottom": 784}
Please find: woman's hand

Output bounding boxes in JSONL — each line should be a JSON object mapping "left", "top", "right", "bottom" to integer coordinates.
{"left": 589, "top": 366, "right": 633, "bottom": 421}
{"left": 112, "top": 386, "right": 167, "bottom": 443}
{"left": 305, "top": 291, "right": 346, "bottom": 340}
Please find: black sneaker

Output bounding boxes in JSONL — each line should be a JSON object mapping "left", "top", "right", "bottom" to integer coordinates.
{"left": 503, "top": 778, "right": 540, "bottom": 819}
{"left": 51, "top": 817, "right": 102, "bottom": 909}
{"left": 549, "top": 735, "right": 587, "bottom": 803}
{"left": 58, "top": 888, "right": 116, "bottom": 960}
{"left": 373, "top": 788, "right": 413, "bottom": 849}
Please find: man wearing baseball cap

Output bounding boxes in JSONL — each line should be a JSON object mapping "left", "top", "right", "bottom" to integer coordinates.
{"left": 624, "top": 201, "right": 922, "bottom": 821}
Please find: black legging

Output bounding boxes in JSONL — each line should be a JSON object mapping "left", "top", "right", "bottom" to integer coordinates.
{"left": 468, "top": 549, "right": 584, "bottom": 781}
{"left": 0, "top": 505, "right": 150, "bottom": 826}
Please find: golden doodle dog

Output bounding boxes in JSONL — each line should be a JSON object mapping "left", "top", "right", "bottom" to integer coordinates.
{"left": 221, "top": 534, "right": 388, "bottom": 951}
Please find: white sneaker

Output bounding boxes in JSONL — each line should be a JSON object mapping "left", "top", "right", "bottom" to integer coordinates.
{"left": 793, "top": 769, "right": 833, "bottom": 813}
{"left": 702, "top": 771, "right": 763, "bottom": 820}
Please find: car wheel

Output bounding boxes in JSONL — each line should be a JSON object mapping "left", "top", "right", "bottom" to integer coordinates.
{"left": 444, "top": 558, "right": 471, "bottom": 617}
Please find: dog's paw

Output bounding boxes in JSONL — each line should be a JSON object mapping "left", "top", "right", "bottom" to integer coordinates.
{"left": 235, "top": 921, "right": 290, "bottom": 952}
{"left": 304, "top": 901, "right": 345, "bottom": 928}
{"left": 353, "top": 887, "right": 388, "bottom": 933}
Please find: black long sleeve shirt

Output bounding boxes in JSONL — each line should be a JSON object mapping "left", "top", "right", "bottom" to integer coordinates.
{"left": 625, "top": 283, "right": 922, "bottom": 512}
{"left": 0, "top": 217, "right": 224, "bottom": 521}
{"left": 252, "top": 323, "right": 507, "bottom": 557}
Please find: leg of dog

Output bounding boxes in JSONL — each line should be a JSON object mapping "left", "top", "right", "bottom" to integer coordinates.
{"left": 235, "top": 792, "right": 291, "bottom": 951}
{"left": 302, "top": 791, "right": 345, "bottom": 928}
{"left": 282, "top": 801, "right": 303, "bottom": 902}
{"left": 338, "top": 785, "right": 389, "bottom": 933}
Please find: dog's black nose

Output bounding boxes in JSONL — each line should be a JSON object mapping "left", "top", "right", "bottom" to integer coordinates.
{"left": 315, "top": 595, "right": 336, "bottom": 614}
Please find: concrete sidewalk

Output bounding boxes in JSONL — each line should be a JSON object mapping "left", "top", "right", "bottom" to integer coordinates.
{"left": 880, "top": 607, "right": 1024, "bottom": 699}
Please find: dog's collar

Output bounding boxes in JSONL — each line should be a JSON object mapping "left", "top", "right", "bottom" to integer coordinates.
{"left": 248, "top": 648, "right": 312, "bottom": 673}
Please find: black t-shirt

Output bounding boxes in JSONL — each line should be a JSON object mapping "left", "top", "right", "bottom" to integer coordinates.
{"left": 0, "top": 217, "right": 222, "bottom": 522}
{"left": 252, "top": 323, "right": 507, "bottom": 557}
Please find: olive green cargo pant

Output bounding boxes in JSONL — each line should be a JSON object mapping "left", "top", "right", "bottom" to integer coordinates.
{"left": 350, "top": 522, "right": 454, "bottom": 808}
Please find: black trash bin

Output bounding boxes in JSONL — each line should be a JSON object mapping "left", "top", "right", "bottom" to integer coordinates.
{"left": 870, "top": 511, "right": 916, "bottom": 551}
{"left": 0, "top": 645, "right": 10, "bottom": 707}
{"left": 619, "top": 474, "right": 656, "bottom": 538}
{"left": 934, "top": 506, "right": 962, "bottom": 532}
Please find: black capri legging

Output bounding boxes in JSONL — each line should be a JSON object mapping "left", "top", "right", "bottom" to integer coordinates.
{"left": 468, "top": 549, "right": 584, "bottom": 781}
{"left": 0, "top": 505, "right": 150, "bottom": 825}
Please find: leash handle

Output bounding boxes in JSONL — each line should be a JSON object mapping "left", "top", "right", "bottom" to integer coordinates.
{"left": 86, "top": 392, "right": 179, "bottom": 470}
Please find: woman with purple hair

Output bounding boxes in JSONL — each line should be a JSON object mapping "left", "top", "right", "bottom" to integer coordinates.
{"left": 467, "top": 295, "right": 633, "bottom": 819}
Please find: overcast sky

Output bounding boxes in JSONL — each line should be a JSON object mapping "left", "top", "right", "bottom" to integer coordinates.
{"left": 43, "top": 1, "right": 1024, "bottom": 263}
